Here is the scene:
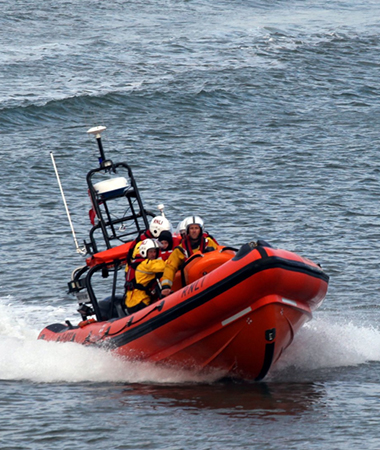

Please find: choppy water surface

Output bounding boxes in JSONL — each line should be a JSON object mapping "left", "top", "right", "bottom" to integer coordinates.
{"left": 2, "top": 0, "right": 380, "bottom": 449}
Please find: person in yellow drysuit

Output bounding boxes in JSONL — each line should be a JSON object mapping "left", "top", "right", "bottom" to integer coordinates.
{"left": 125, "top": 239, "right": 166, "bottom": 314}
{"left": 160, "top": 216, "right": 218, "bottom": 297}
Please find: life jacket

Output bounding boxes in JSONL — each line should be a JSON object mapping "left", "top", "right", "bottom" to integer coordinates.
{"left": 125, "top": 257, "right": 162, "bottom": 301}
{"left": 125, "top": 257, "right": 144, "bottom": 291}
{"left": 159, "top": 235, "right": 182, "bottom": 261}
{"left": 181, "top": 232, "right": 215, "bottom": 258}
{"left": 135, "top": 277, "right": 162, "bottom": 302}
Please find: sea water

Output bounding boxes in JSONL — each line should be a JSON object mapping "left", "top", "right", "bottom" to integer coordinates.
{"left": 1, "top": 0, "right": 380, "bottom": 448}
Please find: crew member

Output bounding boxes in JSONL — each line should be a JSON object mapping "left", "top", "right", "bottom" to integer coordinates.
{"left": 125, "top": 239, "right": 166, "bottom": 313}
{"left": 175, "top": 219, "right": 187, "bottom": 239}
{"left": 160, "top": 216, "right": 218, "bottom": 296}
{"left": 126, "top": 215, "right": 172, "bottom": 264}
{"left": 158, "top": 230, "right": 182, "bottom": 261}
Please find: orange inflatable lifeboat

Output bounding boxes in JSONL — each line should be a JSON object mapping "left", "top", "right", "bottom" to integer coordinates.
{"left": 38, "top": 127, "right": 329, "bottom": 381}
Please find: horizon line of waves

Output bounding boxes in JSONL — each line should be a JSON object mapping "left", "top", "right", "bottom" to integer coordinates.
{"left": 0, "top": 87, "right": 247, "bottom": 130}
{"left": 0, "top": 86, "right": 141, "bottom": 127}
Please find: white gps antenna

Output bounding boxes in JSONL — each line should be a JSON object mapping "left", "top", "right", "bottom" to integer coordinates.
{"left": 87, "top": 125, "right": 107, "bottom": 137}
{"left": 87, "top": 126, "right": 111, "bottom": 168}
{"left": 157, "top": 204, "right": 166, "bottom": 217}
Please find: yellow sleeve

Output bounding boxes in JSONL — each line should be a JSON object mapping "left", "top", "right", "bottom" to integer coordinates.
{"left": 136, "top": 258, "right": 166, "bottom": 276}
{"left": 161, "top": 247, "right": 186, "bottom": 288}
{"left": 205, "top": 237, "right": 218, "bottom": 250}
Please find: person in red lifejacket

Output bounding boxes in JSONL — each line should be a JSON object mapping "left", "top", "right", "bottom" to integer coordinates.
{"left": 158, "top": 230, "right": 182, "bottom": 261}
{"left": 160, "top": 216, "right": 218, "bottom": 297}
{"left": 126, "top": 215, "right": 172, "bottom": 264}
{"left": 125, "top": 239, "right": 166, "bottom": 314}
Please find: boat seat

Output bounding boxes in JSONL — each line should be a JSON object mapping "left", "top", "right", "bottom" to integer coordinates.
{"left": 98, "top": 295, "right": 128, "bottom": 320}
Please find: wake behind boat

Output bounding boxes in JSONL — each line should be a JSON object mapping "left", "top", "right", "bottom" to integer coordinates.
{"left": 38, "top": 126, "right": 329, "bottom": 381}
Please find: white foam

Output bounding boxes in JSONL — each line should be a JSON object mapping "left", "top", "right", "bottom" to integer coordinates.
{"left": 2, "top": 296, "right": 379, "bottom": 383}
{"left": 0, "top": 297, "right": 221, "bottom": 384}
{"left": 0, "top": 337, "right": 222, "bottom": 384}
{"left": 271, "top": 314, "right": 380, "bottom": 375}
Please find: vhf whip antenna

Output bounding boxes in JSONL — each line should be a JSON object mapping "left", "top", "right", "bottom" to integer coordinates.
{"left": 50, "top": 152, "right": 86, "bottom": 255}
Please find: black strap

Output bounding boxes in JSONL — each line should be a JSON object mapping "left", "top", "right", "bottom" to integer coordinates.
{"left": 134, "top": 274, "right": 163, "bottom": 298}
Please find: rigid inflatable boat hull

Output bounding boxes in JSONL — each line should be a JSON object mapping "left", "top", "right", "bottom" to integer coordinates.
{"left": 39, "top": 244, "right": 328, "bottom": 380}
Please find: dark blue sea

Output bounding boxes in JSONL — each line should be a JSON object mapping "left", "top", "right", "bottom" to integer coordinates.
{"left": 2, "top": 0, "right": 380, "bottom": 448}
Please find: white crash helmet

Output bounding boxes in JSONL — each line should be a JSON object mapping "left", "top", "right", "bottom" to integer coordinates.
{"left": 149, "top": 216, "right": 172, "bottom": 238}
{"left": 176, "top": 219, "right": 187, "bottom": 236}
{"left": 139, "top": 239, "right": 159, "bottom": 258}
{"left": 183, "top": 215, "right": 204, "bottom": 235}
